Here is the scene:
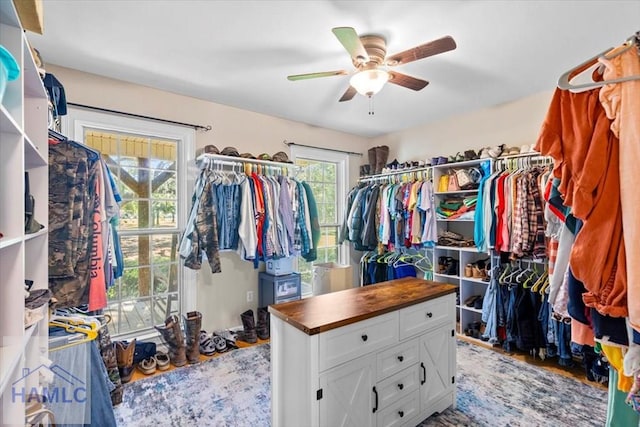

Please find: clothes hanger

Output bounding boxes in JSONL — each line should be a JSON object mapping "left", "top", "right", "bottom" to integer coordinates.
{"left": 557, "top": 34, "right": 640, "bottom": 92}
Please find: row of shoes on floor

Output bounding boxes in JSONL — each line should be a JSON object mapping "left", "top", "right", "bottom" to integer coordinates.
{"left": 114, "top": 308, "right": 270, "bottom": 383}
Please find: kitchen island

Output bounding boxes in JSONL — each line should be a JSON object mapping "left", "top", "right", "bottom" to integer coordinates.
{"left": 269, "top": 277, "right": 458, "bottom": 427}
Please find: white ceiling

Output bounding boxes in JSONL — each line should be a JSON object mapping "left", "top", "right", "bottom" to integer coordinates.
{"left": 30, "top": 1, "right": 640, "bottom": 138}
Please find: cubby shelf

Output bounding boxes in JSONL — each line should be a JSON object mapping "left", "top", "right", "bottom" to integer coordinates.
{"left": 0, "top": 0, "right": 49, "bottom": 423}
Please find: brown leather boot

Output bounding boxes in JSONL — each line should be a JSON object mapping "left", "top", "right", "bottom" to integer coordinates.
{"left": 154, "top": 315, "right": 187, "bottom": 367}
{"left": 368, "top": 147, "right": 377, "bottom": 174}
{"left": 184, "top": 311, "right": 202, "bottom": 364}
{"left": 115, "top": 339, "right": 136, "bottom": 383}
{"left": 375, "top": 145, "right": 389, "bottom": 174}
{"left": 256, "top": 307, "right": 270, "bottom": 340}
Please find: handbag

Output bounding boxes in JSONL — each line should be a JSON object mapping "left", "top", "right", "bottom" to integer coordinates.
{"left": 455, "top": 168, "right": 473, "bottom": 190}
{"left": 438, "top": 174, "right": 449, "bottom": 193}
{"left": 447, "top": 170, "right": 460, "bottom": 192}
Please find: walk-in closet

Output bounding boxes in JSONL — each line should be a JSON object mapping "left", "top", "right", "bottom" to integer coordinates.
{"left": 1, "top": 1, "right": 639, "bottom": 426}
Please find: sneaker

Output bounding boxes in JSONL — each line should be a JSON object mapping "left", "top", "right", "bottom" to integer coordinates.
{"left": 199, "top": 331, "right": 217, "bottom": 356}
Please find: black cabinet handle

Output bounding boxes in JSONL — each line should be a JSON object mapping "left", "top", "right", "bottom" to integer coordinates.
{"left": 420, "top": 362, "right": 426, "bottom": 385}
{"left": 397, "top": 383, "right": 404, "bottom": 390}
{"left": 398, "top": 411, "right": 404, "bottom": 418}
{"left": 372, "top": 386, "right": 378, "bottom": 413}
{"left": 426, "top": 312, "right": 433, "bottom": 318}
{"left": 397, "top": 355, "right": 404, "bottom": 362}
{"left": 361, "top": 334, "right": 368, "bottom": 342}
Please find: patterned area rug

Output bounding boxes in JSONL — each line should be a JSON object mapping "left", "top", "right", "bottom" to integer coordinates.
{"left": 113, "top": 344, "right": 271, "bottom": 427}
{"left": 420, "top": 341, "right": 608, "bottom": 427}
{"left": 114, "top": 340, "right": 607, "bottom": 427}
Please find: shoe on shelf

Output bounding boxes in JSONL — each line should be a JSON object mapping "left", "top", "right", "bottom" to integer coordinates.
{"left": 155, "top": 352, "right": 170, "bottom": 371}
{"left": 199, "top": 330, "right": 217, "bottom": 356}
{"left": 138, "top": 356, "right": 157, "bottom": 375}
{"left": 464, "top": 264, "right": 473, "bottom": 277}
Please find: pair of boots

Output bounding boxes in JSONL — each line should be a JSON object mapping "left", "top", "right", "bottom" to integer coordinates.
{"left": 238, "top": 308, "right": 269, "bottom": 344}
{"left": 154, "top": 311, "right": 202, "bottom": 367}
{"left": 367, "top": 145, "right": 389, "bottom": 175}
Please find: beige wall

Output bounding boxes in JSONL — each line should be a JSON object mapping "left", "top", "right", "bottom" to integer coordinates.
{"left": 46, "top": 64, "right": 556, "bottom": 332}
{"left": 370, "top": 91, "right": 555, "bottom": 164}
{"left": 47, "top": 65, "right": 369, "bottom": 331}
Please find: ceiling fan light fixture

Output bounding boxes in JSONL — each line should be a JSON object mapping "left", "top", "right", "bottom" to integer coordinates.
{"left": 349, "top": 69, "right": 389, "bottom": 97}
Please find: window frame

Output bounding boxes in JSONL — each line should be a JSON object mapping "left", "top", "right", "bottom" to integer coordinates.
{"left": 62, "top": 108, "right": 196, "bottom": 339}
{"left": 290, "top": 145, "right": 349, "bottom": 295}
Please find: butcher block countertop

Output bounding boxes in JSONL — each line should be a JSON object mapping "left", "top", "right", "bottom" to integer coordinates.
{"left": 268, "top": 277, "right": 458, "bottom": 336}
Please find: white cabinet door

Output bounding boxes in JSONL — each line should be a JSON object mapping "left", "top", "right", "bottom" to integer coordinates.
{"left": 319, "top": 354, "right": 376, "bottom": 427}
{"left": 419, "top": 325, "right": 454, "bottom": 412}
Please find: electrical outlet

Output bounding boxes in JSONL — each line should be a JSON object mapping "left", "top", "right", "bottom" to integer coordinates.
{"left": 246, "top": 291, "right": 254, "bottom": 303}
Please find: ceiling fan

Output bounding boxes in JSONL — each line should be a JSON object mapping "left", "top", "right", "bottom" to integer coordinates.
{"left": 287, "top": 27, "right": 457, "bottom": 102}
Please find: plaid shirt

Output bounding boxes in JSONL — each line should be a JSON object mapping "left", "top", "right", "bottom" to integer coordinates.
{"left": 510, "top": 173, "right": 527, "bottom": 257}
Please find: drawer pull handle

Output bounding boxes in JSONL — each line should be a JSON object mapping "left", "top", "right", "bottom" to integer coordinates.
{"left": 397, "top": 355, "right": 404, "bottom": 362}
{"left": 420, "top": 362, "right": 426, "bottom": 385}
{"left": 372, "top": 386, "right": 378, "bottom": 413}
{"left": 426, "top": 312, "right": 433, "bottom": 318}
{"left": 361, "top": 334, "right": 368, "bottom": 342}
{"left": 398, "top": 411, "right": 404, "bottom": 418}
{"left": 397, "top": 383, "right": 404, "bottom": 390}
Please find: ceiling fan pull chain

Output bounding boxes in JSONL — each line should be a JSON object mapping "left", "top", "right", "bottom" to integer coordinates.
{"left": 369, "top": 96, "right": 374, "bottom": 115}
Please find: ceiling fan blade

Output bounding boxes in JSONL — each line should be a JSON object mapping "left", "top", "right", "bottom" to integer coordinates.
{"left": 388, "top": 72, "right": 429, "bottom": 91}
{"left": 332, "top": 27, "right": 370, "bottom": 63}
{"left": 386, "top": 36, "right": 456, "bottom": 66}
{"left": 287, "top": 70, "right": 348, "bottom": 81}
{"left": 338, "top": 86, "right": 357, "bottom": 102}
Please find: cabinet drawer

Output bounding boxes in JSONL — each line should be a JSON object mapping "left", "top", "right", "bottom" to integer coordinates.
{"left": 376, "top": 392, "right": 420, "bottom": 427}
{"left": 399, "top": 294, "right": 454, "bottom": 341}
{"left": 376, "top": 365, "right": 419, "bottom": 412}
{"left": 319, "top": 312, "right": 398, "bottom": 371}
{"left": 377, "top": 339, "right": 419, "bottom": 381}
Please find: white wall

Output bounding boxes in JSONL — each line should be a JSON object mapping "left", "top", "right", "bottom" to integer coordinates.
{"left": 370, "top": 90, "right": 555, "bottom": 163}
{"left": 46, "top": 65, "right": 370, "bottom": 331}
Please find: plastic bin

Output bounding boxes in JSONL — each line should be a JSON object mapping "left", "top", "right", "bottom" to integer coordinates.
{"left": 265, "top": 257, "right": 295, "bottom": 276}
{"left": 0, "top": 45, "right": 20, "bottom": 104}
{"left": 312, "top": 262, "right": 353, "bottom": 296}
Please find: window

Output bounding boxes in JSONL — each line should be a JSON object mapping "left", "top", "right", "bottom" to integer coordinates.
{"left": 291, "top": 147, "right": 348, "bottom": 297}
{"left": 64, "top": 110, "right": 194, "bottom": 338}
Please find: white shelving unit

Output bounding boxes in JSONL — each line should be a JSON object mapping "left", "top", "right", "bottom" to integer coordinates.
{"left": 0, "top": 1, "right": 49, "bottom": 424}
{"left": 430, "top": 158, "right": 492, "bottom": 345}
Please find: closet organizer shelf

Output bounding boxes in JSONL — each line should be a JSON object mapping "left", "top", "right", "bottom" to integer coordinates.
{"left": 435, "top": 245, "right": 485, "bottom": 253}
{"left": 434, "top": 273, "right": 459, "bottom": 280}
{"left": 0, "top": 324, "right": 38, "bottom": 397}
{"left": 1, "top": 104, "right": 21, "bottom": 134}
{"left": 436, "top": 218, "right": 474, "bottom": 222}
{"left": 461, "top": 277, "right": 490, "bottom": 285}
{"left": 0, "top": 0, "right": 49, "bottom": 422}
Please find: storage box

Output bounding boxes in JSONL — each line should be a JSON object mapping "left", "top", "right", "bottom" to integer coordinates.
{"left": 265, "top": 257, "right": 295, "bottom": 276}
{"left": 312, "top": 262, "right": 354, "bottom": 296}
{"left": 259, "top": 272, "right": 301, "bottom": 307}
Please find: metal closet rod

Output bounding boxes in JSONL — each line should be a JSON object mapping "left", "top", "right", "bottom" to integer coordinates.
{"left": 359, "top": 165, "right": 432, "bottom": 182}
{"left": 197, "top": 153, "right": 302, "bottom": 170}
{"left": 67, "top": 102, "right": 213, "bottom": 131}
{"left": 283, "top": 140, "right": 363, "bottom": 156}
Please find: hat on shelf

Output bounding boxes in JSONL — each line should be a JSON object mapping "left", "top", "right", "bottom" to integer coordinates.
{"left": 272, "top": 151, "right": 292, "bottom": 163}
{"left": 240, "top": 152, "right": 256, "bottom": 159}
{"left": 257, "top": 153, "right": 272, "bottom": 161}
{"left": 221, "top": 146, "right": 240, "bottom": 157}
{"left": 195, "top": 144, "right": 220, "bottom": 157}
{"left": 500, "top": 146, "right": 521, "bottom": 157}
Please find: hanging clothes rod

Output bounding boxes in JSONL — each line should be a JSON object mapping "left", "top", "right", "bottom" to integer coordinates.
{"left": 67, "top": 102, "right": 213, "bottom": 131}
{"left": 359, "top": 165, "right": 432, "bottom": 182}
{"left": 283, "top": 140, "right": 363, "bottom": 156}
{"left": 197, "top": 153, "right": 302, "bottom": 170}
